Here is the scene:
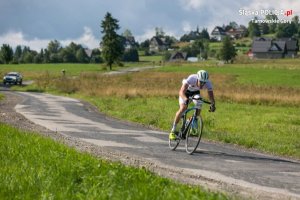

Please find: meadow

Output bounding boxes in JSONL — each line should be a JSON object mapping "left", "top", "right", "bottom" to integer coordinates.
{"left": 0, "top": 62, "right": 152, "bottom": 80}
{"left": 1, "top": 59, "right": 300, "bottom": 159}
{"left": 0, "top": 123, "right": 228, "bottom": 200}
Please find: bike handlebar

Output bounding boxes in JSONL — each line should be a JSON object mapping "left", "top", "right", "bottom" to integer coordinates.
{"left": 189, "top": 97, "right": 211, "bottom": 104}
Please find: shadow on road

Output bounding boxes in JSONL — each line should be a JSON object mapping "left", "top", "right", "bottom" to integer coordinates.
{"left": 195, "top": 149, "right": 300, "bottom": 164}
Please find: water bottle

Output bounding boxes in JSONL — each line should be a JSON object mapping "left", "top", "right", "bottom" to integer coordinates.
{"left": 192, "top": 117, "right": 198, "bottom": 129}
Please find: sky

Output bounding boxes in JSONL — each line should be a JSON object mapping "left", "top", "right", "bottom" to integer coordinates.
{"left": 0, "top": 0, "right": 299, "bottom": 51}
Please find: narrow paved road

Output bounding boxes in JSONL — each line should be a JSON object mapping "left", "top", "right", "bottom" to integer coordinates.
{"left": 4, "top": 91, "right": 300, "bottom": 199}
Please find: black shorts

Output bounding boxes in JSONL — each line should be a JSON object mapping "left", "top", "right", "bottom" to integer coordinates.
{"left": 185, "top": 90, "right": 200, "bottom": 98}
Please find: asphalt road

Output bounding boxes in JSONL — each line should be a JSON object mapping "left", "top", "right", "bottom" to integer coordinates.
{"left": 3, "top": 90, "right": 300, "bottom": 199}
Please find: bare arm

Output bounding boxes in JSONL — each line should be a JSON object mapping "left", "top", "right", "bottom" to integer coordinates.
{"left": 208, "top": 90, "right": 215, "bottom": 105}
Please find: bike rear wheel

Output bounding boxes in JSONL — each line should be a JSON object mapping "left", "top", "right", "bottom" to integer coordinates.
{"left": 185, "top": 116, "right": 203, "bottom": 154}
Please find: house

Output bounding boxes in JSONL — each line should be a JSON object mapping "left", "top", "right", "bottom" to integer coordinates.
{"left": 210, "top": 26, "right": 226, "bottom": 41}
{"left": 252, "top": 37, "right": 285, "bottom": 59}
{"left": 149, "top": 36, "right": 167, "bottom": 52}
{"left": 226, "top": 26, "right": 247, "bottom": 39}
{"left": 123, "top": 36, "right": 137, "bottom": 50}
{"left": 169, "top": 51, "right": 187, "bottom": 62}
{"left": 251, "top": 37, "right": 298, "bottom": 59}
{"left": 277, "top": 38, "right": 299, "bottom": 58}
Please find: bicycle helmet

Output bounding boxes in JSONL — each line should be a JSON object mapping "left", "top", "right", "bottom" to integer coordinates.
{"left": 197, "top": 70, "right": 209, "bottom": 82}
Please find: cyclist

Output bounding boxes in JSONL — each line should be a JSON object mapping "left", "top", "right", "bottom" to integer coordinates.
{"left": 169, "top": 70, "right": 216, "bottom": 140}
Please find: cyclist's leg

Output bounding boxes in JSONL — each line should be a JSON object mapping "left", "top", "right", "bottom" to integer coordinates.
{"left": 171, "top": 97, "right": 187, "bottom": 133}
{"left": 193, "top": 94, "right": 203, "bottom": 116}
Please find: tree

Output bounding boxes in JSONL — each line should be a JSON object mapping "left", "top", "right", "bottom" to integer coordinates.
{"left": 266, "top": 14, "right": 278, "bottom": 33}
{"left": 101, "top": 12, "right": 124, "bottom": 70}
{"left": 293, "top": 15, "right": 300, "bottom": 37}
{"left": 200, "top": 28, "right": 210, "bottom": 40}
{"left": 219, "top": 36, "right": 236, "bottom": 63}
{"left": 90, "top": 48, "right": 103, "bottom": 63}
{"left": 0, "top": 44, "right": 14, "bottom": 64}
{"left": 76, "top": 48, "right": 88, "bottom": 63}
{"left": 201, "top": 40, "right": 210, "bottom": 60}
{"left": 261, "top": 23, "right": 269, "bottom": 35}
{"left": 122, "top": 48, "right": 139, "bottom": 62}
{"left": 60, "top": 42, "right": 80, "bottom": 63}
{"left": 155, "top": 27, "right": 165, "bottom": 37}
{"left": 13, "top": 45, "right": 23, "bottom": 63}
{"left": 22, "top": 49, "right": 36, "bottom": 63}
{"left": 43, "top": 49, "right": 50, "bottom": 63}
{"left": 248, "top": 17, "right": 261, "bottom": 37}
{"left": 47, "top": 40, "right": 61, "bottom": 54}
{"left": 122, "top": 29, "right": 133, "bottom": 38}
{"left": 276, "top": 22, "right": 298, "bottom": 38}
{"left": 47, "top": 40, "right": 62, "bottom": 63}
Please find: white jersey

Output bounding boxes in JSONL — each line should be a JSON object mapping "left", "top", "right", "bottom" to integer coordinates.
{"left": 182, "top": 74, "right": 213, "bottom": 92}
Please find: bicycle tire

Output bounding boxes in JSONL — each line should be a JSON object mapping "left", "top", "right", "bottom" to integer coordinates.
{"left": 185, "top": 116, "right": 203, "bottom": 154}
{"left": 168, "top": 135, "right": 180, "bottom": 150}
{"left": 169, "top": 116, "right": 186, "bottom": 150}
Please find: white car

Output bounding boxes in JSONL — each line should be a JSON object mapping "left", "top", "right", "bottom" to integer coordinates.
{"left": 3, "top": 72, "right": 23, "bottom": 85}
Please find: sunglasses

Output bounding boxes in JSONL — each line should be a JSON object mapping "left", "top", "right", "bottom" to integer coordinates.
{"left": 200, "top": 81, "right": 206, "bottom": 85}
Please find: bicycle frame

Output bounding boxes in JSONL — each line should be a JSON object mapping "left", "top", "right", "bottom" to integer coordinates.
{"left": 179, "top": 107, "right": 198, "bottom": 138}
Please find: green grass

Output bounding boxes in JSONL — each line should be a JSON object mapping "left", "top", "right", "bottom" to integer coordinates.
{"left": 0, "top": 63, "right": 102, "bottom": 75}
{"left": 139, "top": 55, "right": 163, "bottom": 62}
{"left": 0, "top": 123, "right": 228, "bottom": 200}
{"left": 0, "top": 63, "right": 151, "bottom": 80}
{"left": 209, "top": 42, "right": 222, "bottom": 50}
{"left": 205, "top": 102, "right": 300, "bottom": 157}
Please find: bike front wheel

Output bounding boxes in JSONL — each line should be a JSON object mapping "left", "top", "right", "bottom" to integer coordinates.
{"left": 169, "top": 116, "right": 186, "bottom": 150}
{"left": 185, "top": 116, "right": 203, "bottom": 154}
{"left": 169, "top": 134, "right": 180, "bottom": 150}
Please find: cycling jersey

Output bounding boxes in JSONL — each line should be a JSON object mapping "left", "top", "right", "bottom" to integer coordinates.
{"left": 179, "top": 74, "right": 213, "bottom": 108}
{"left": 182, "top": 74, "right": 213, "bottom": 92}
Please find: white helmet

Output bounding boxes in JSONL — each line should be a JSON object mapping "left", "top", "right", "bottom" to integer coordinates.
{"left": 197, "top": 70, "right": 209, "bottom": 82}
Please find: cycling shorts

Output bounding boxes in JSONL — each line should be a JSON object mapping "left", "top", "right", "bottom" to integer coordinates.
{"left": 179, "top": 90, "right": 202, "bottom": 109}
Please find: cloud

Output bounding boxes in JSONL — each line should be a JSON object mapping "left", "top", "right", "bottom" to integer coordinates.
{"left": 182, "top": 21, "right": 193, "bottom": 32}
{"left": 135, "top": 28, "right": 156, "bottom": 42}
{"left": 135, "top": 27, "right": 180, "bottom": 43}
{"left": 0, "top": 31, "right": 49, "bottom": 51}
{"left": 180, "top": 0, "right": 206, "bottom": 10}
{"left": 244, "top": 0, "right": 300, "bottom": 19}
{"left": 0, "top": 27, "right": 100, "bottom": 51}
{"left": 60, "top": 27, "right": 99, "bottom": 49}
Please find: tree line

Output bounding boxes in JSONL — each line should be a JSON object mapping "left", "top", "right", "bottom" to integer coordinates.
{"left": 0, "top": 41, "right": 102, "bottom": 64}
{"left": 248, "top": 15, "right": 300, "bottom": 38}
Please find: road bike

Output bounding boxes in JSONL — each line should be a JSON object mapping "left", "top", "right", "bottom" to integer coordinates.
{"left": 169, "top": 96, "right": 211, "bottom": 154}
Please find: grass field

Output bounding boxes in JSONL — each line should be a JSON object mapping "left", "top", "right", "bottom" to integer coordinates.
{"left": 0, "top": 63, "right": 152, "bottom": 80}
{"left": 2, "top": 60, "right": 300, "bottom": 159}
{"left": 139, "top": 55, "right": 163, "bottom": 62}
{"left": 0, "top": 123, "right": 228, "bottom": 200}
